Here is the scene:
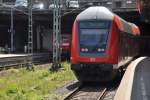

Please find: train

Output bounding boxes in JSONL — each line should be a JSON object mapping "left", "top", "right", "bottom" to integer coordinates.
{"left": 60, "top": 34, "right": 71, "bottom": 59}
{"left": 137, "top": 0, "right": 150, "bottom": 22}
{"left": 70, "top": 6, "right": 140, "bottom": 82}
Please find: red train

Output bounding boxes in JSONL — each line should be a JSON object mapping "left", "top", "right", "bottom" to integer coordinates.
{"left": 137, "top": 0, "right": 150, "bottom": 22}
{"left": 70, "top": 6, "right": 140, "bottom": 82}
{"left": 60, "top": 34, "right": 71, "bottom": 54}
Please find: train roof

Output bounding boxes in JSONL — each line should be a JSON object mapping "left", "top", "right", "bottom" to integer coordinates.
{"left": 115, "top": 16, "right": 140, "bottom": 35}
{"left": 76, "top": 6, "right": 140, "bottom": 35}
{"left": 77, "top": 6, "right": 114, "bottom": 21}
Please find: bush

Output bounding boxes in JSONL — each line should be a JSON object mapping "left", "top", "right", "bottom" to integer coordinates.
{"left": 0, "top": 47, "right": 7, "bottom": 54}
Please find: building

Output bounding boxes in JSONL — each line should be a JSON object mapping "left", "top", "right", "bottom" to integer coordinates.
{"left": 0, "top": 0, "right": 137, "bottom": 53}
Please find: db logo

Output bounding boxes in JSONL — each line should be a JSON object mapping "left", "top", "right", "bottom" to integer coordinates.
{"left": 90, "top": 58, "right": 96, "bottom": 62}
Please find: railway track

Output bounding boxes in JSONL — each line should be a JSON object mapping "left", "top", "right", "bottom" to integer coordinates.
{"left": 0, "top": 53, "right": 51, "bottom": 70}
{"left": 64, "top": 86, "right": 110, "bottom": 100}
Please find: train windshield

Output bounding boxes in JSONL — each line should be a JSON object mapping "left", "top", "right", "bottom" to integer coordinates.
{"left": 79, "top": 21, "right": 111, "bottom": 56}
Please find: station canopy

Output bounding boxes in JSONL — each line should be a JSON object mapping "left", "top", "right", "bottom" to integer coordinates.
{"left": 0, "top": 0, "right": 136, "bottom": 11}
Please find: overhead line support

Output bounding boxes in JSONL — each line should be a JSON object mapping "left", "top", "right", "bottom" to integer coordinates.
{"left": 51, "top": 0, "right": 62, "bottom": 71}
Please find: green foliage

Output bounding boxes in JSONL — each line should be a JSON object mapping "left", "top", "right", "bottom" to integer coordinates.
{"left": 0, "top": 47, "right": 6, "bottom": 54}
{"left": 0, "top": 62, "right": 75, "bottom": 100}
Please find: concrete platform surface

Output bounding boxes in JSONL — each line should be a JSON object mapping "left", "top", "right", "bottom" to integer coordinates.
{"left": 0, "top": 54, "right": 27, "bottom": 58}
{"left": 0, "top": 53, "right": 50, "bottom": 58}
{"left": 114, "top": 57, "right": 149, "bottom": 100}
{"left": 131, "top": 57, "right": 150, "bottom": 100}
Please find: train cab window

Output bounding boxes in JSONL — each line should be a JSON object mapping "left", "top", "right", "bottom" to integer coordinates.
{"left": 78, "top": 21, "right": 111, "bottom": 56}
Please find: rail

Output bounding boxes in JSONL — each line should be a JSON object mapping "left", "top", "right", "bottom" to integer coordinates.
{"left": 64, "top": 86, "right": 108, "bottom": 100}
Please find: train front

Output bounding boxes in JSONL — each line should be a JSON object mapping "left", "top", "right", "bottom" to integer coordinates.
{"left": 71, "top": 7, "right": 119, "bottom": 82}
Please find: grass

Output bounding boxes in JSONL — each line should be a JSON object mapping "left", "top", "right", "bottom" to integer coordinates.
{"left": 0, "top": 62, "right": 75, "bottom": 100}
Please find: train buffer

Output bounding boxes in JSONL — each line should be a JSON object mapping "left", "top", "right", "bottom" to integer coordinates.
{"left": 114, "top": 57, "right": 150, "bottom": 100}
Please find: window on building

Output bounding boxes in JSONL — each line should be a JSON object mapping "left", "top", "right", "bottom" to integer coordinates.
{"left": 2, "top": 0, "right": 16, "bottom": 3}
{"left": 115, "top": 1, "right": 122, "bottom": 8}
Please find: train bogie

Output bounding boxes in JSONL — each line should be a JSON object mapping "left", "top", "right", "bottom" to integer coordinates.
{"left": 71, "top": 64, "right": 118, "bottom": 82}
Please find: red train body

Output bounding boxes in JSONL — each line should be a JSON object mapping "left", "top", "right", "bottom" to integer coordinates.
{"left": 137, "top": 0, "right": 150, "bottom": 22}
{"left": 70, "top": 6, "right": 140, "bottom": 82}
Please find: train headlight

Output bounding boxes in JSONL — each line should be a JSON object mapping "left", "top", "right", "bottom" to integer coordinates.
{"left": 85, "top": 48, "right": 88, "bottom": 52}
{"left": 81, "top": 48, "right": 85, "bottom": 52}
{"left": 101, "top": 49, "right": 105, "bottom": 52}
{"left": 98, "top": 48, "right": 101, "bottom": 52}
{"left": 81, "top": 48, "right": 88, "bottom": 52}
{"left": 97, "top": 48, "right": 105, "bottom": 52}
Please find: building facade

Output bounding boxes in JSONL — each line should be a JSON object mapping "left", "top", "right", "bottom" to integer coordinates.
{"left": 0, "top": 0, "right": 137, "bottom": 53}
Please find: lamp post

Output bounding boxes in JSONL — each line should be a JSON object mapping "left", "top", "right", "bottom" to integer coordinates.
{"left": 11, "top": 8, "right": 14, "bottom": 52}
{"left": 112, "top": 0, "right": 114, "bottom": 9}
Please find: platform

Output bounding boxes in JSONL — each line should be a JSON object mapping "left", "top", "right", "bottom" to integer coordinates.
{"left": 0, "top": 54, "right": 27, "bottom": 58}
{"left": 114, "top": 57, "right": 150, "bottom": 100}
{"left": 0, "top": 53, "right": 51, "bottom": 58}
{"left": 0, "top": 53, "right": 51, "bottom": 68}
